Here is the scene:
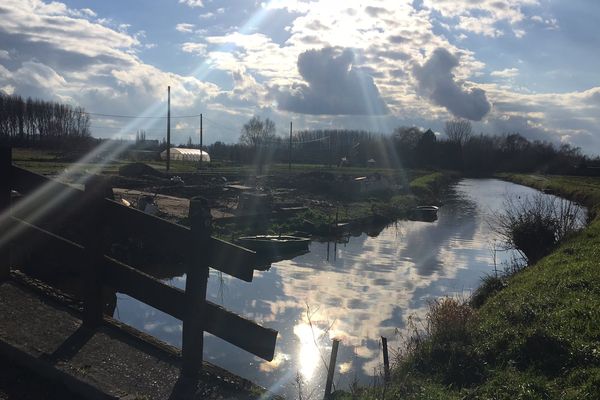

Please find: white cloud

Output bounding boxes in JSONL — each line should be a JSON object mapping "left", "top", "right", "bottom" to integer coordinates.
{"left": 531, "top": 15, "right": 559, "bottom": 30}
{"left": 0, "top": 0, "right": 220, "bottom": 142}
{"left": 175, "top": 23, "right": 195, "bottom": 33}
{"left": 68, "top": 7, "right": 96, "bottom": 18}
{"left": 178, "top": 0, "right": 203, "bottom": 8}
{"left": 490, "top": 68, "right": 519, "bottom": 78}
{"left": 0, "top": 0, "right": 597, "bottom": 151}
{"left": 422, "top": 0, "right": 541, "bottom": 37}
{"left": 181, "top": 42, "right": 207, "bottom": 55}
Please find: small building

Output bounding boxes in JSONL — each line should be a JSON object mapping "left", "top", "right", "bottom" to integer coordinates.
{"left": 160, "top": 148, "right": 210, "bottom": 162}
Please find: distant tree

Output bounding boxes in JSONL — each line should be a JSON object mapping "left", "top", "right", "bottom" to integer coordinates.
{"left": 416, "top": 128, "right": 437, "bottom": 166}
{"left": 393, "top": 126, "right": 423, "bottom": 167}
{"left": 187, "top": 136, "right": 193, "bottom": 147}
{"left": 445, "top": 119, "right": 472, "bottom": 146}
{"left": 0, "top": 92, "right": 90, "bottom": 148}
{"left": 394, "top": 126, "right": 423, "bottom": 150}
{"left": 239, "top": 116, "right": 276, "bottom": 148}
{"left": 503, "top": 133, "right": 529, "bottom": 153}
{"left": 240, "top": 116, "right": 277, "bottom": 172}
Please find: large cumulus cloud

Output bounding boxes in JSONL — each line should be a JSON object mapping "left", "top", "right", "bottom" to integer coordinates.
{"left": 276, "top": 47, "right": 388, "bottom": 115}
{"left": 413, "top": 48, "right": 491, "bottom": 121}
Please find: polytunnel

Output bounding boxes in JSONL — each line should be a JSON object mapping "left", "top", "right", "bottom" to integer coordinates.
{"left": 160, "top": 148, "right": 210, "bottom": 162}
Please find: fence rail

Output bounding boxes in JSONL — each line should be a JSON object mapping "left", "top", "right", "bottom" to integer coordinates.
{"left": 0, "top": 146, "right": 277, "bottom": 377}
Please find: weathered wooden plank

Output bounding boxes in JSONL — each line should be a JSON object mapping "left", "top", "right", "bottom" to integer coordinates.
{"left": 204, "top": 301, "right": 277, "bottom": 361}
{"left": 207, "top": 237, "right": 257, "bottom": 282}
{"left": 103, "top": 256, "right": 185, "bottom": 319}
{"left": 104, "top": 257, "right": 276, "bottom": 360}
{"left": 1, "top": 147, "right": 12, "bottom": 280}
{"left": 8, "top": 216, "right": 277, "bottom": 360}
{"left": 6, "top": 216, "right": 85, "bottom": 271}
{"left": 12, "top": 166, "right": 188, "bottom": 248}
{"left": 11, "top": 166, "right": 263, "bottom": 277}
{"left": 102, "top": 198, "right": 190, "bottom": 253}
{"left": 11, "top": 165, "right": 81, "bottom": 199}
{"left": 7, "top": 217, "right": 84, "bottom": 255}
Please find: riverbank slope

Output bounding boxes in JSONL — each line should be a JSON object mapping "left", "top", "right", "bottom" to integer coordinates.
{"left": 342, "top": 174, "right": 600, "bottom": 399}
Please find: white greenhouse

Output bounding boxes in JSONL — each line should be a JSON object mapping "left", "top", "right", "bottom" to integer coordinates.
{"left": 160, "top": 148, "right": 210, "bottom": 162}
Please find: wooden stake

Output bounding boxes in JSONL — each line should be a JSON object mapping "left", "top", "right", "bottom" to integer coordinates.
{"left": 199, "top": 113, "right": 203, "bottom": 169}
{"left": 182, "top": 196, "right": 212, "bottom": 377}
{"left": 382, "top": 336, "right": 390, "bottom": 383}
{"left": 0, "top": 146, "right": 12, "bottom": 281}
{"left": 289, "top": 121, "right": 292, "bottom": 172}
{"left": 166, "top": 86, "right": 171, "bottom": 172}
{"left": 323, "top": 338, "right": 340, "bottom": 400}
{"left": 82, "top": 177, "right": 109, "bottom": 327}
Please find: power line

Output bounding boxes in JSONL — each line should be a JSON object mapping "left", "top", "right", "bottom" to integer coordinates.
{"left": 202, "top": 116, "right": 240, "bottom": 134}
{"left": 80, "top": 110, "right": 202, "bottom": 119}
{"left": 90, "top": 124, "right": 196, "bottom": 133}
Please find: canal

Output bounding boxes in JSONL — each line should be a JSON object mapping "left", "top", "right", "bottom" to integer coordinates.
{"left": 113, "top": 178, "right": 583, "bottom": 397}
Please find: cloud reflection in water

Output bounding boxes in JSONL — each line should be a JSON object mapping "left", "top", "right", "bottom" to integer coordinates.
{"left": 114, "top": 179, "right": 572, "bottom": 397}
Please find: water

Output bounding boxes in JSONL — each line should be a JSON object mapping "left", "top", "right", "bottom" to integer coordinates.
{"left": 113, "top": 179, "right": 583, "bottom": 397}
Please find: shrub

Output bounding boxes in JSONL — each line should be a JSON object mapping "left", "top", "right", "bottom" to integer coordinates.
{"left": 491, "top": 193, "right": 584, "bottom": 264}
{"left": 399, "top": 298, "right": 484, "bottom": 387}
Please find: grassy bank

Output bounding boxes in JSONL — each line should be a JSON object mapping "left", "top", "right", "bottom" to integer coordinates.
{"left": 340, "top": 174, "right": 600, "bottom": 399}
{"left": 497, "top": 173, "right": 600, "bottom": 214}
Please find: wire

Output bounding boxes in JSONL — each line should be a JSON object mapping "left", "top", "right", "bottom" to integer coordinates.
{"left": 202, "top": 116, "right": 240, "bottom": 134}
{"left": 90, "top": 124, "right": 197, "bottom": 133}
{"left": 79, "top": 110, "right": 202, "bottom": 119}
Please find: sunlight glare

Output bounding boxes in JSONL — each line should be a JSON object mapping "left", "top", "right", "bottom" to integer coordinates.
{"left": 293, "top": 322, "right": 323, "bottom": 379}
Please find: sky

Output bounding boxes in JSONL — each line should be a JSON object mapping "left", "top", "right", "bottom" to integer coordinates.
{"left": 0, "top": 0, "right": 599, "bottom": 152}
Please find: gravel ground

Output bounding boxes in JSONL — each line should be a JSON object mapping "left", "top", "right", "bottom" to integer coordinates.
{"left": 0, "top": 360, "right": 83, "bottom": 400}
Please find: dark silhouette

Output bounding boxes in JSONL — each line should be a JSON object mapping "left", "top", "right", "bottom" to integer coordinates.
{"left": 0, "top": 93, "right": 91, "bottom": 149}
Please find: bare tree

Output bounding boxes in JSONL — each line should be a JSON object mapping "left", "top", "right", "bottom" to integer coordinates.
{"left": 444, "top": 119, "right": 472, "bottom": 146}
{"left": 239, "top": 116, "right": 276, "bottom": 147}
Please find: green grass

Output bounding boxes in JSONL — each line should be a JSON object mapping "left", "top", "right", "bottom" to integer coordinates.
{"left": 497, "top": 173, "right": 600, "bottom": 213}
{"left": 12, "top": 147, "right": 403, "bottom": 177}
{"left": 410, "top": 171, "right": 459, "bottom": 200}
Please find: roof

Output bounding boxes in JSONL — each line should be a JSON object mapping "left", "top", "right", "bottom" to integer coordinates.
{"left": 161, "top": 148, "right": 209, "bottom": 156}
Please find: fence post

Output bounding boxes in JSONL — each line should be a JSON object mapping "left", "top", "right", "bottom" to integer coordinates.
{"left": 381, "top": 336, "right": 390, "bottom": 383}
{"left": 323, "top": 338, "right": 340, "bottom": 400}
{"left": 182, "top": 196, "right": 212, "bottom": 377}
{"left": 0, "top": 147, "right": 12, "bottom": 281}
{"left": 82, "top": 177, "right": 108, "bottom": 327}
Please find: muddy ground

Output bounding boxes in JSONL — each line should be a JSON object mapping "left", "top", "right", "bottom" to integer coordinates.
{"left": 107, "top": 164, "right": 416, "bottom": 236}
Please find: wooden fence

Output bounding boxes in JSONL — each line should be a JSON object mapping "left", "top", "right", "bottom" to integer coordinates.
{"left": 0, "top": 146, "right": 277, "bottom": 377}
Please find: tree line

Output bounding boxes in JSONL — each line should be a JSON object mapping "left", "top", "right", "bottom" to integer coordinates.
{"left": 204, "top": 116, "right": 597, "bottom": 175}
{"left": 0, "top": 93, "right": 91, "bottom": 148}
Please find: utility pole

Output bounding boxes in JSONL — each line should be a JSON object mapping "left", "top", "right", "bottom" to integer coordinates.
{"left": 288, "top": 121, "right": 292, "bottom": 172}
{"left": 328, "top": 134, "right": 332, "bottom": 169}
{"left": 199, "top": 113, "right": 203, "bottom": 169}
{"left": 166, "top": 86, "right": 171, "bottom": 172}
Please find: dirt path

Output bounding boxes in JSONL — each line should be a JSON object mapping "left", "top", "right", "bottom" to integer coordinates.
{"left": 113, "top": 188, "right": 234, "bottom": 220}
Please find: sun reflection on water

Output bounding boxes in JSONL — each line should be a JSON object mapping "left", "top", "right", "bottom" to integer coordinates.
{"left": 293, "top": 323, "right": 325, "bottom": 379}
